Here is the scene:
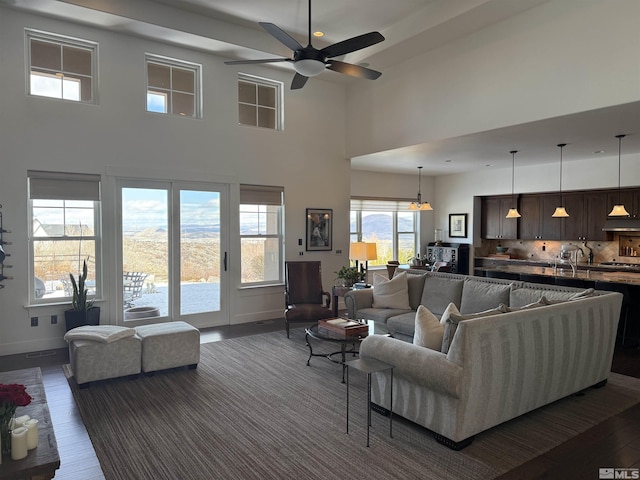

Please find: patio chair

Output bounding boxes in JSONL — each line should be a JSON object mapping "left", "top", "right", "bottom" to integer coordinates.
{"left": 123, "top": 271, "right": 148, "bottom": 307}
{"left": 284, "top": 261, "right": 333, "bottom": 338}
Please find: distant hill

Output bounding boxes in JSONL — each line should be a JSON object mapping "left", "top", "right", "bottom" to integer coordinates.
{"left": 362, "top": 213, "right": 413, "bottom": 240}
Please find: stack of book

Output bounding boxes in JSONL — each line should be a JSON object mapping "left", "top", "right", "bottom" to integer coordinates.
{"left": 318, "top": 318, "right": 369, "bottom": 338}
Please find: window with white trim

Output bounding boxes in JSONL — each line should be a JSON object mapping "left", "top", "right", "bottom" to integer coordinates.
{"left": 350, "top": 198, "right": 418, "bottom": 265}
{"left": 239, "top": 185, "right": 284, "bottom": 285}
{"left": 146, "top": 54, "right": 201, "bottom": 117}
{"left": 237, "top": 74, "right": 282, "bottom": 130}
{"left": 27, "top": 29, "right": 98, "bottom": 103}
{"left": 28, "top": 171, "right": 102, "bottom": 304}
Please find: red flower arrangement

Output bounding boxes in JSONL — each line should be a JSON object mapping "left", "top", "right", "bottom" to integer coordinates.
{"left": 0, "top": 384, "right": 32, "bottom": 413}
{"left": 0, "top": 383, "right": 32, "bottom": 455}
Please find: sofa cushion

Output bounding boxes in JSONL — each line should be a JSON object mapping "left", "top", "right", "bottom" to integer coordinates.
{"left": 441, "top": 303, "right": 506, "bottom": 354}
{"left": 540, "top": 288, "right": 597, "bottom": 305}
{"left": 406, "top": 273, "right": 427, "bottom": 310}
{"left": 420, "top": 276, "right": 465, "bottom": 317}
{"left": 413, "top": 305, "right": 444, "bottom": 351}
{"left": 505, "top": 299, "right": 546, "bottom": 312}
{"left": 357, "top": 308, "right": 413, "bottom": 324}
{"left": 460, "top": 280, "right": 511, "bottom": 314}
{"left": 509, "top": 286, "right": 589, "bottom": 308}
{"left": 372, "top": 272, "right": 411, "bottom": 309}
{"left": 387, "top": 311, "right": 419, "bottom": 338}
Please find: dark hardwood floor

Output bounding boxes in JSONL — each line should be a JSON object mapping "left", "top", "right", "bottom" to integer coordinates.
{"left": 1, "top": 319, "right": 639, "bottom": 479}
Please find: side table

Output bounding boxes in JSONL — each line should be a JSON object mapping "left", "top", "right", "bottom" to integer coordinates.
{"left": 331, "top": 286, "right": 352, "bottom": 317}
{"left": 345, "top": 357, "right": 393, "bottom": 447}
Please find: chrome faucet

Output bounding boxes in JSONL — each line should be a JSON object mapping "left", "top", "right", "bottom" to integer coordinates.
{"left": 556, "top": 245, "right": 580, "bottom": 277}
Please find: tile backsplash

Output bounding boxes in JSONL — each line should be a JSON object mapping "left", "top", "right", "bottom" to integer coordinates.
{"left": 476, "top": 234, "right": 640, "bottom": 266}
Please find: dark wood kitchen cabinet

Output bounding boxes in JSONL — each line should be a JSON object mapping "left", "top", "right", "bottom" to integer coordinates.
{"left": 482, "top": 196, "right": 517, "bottom": 239}
{"left": 518, "top": 194, "right": 562, "bottom": 240}
{"left": 608, "top": 188, "right": 640, "bottom": 218}
{"left": 562, "top": 191, "right": 609, "bottom": 241}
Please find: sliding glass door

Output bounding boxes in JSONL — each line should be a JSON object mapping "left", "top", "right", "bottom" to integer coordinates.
{"left": 118, "top": 180, "right": 228, "bottom": 327}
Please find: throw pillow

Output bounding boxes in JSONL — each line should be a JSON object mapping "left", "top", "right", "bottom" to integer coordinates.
{"left": 413, "top": 305, "right": 445, "bottom": 351}
{"left": 372, "top": 272, "right": 411, "bottom": 310}
{"left": 441, "top": 303, "right": 506, "bottom": 354}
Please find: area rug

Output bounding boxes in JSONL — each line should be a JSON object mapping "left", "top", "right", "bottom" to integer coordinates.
{"left": 64, "top": 329, "right": 640, "bottom": 480}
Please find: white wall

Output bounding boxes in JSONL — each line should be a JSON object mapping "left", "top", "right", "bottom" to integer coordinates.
{"left": 346, "top": 0, "right": 640, "bottom": 158}
{"left": 0, "top": 7, "right": 350, "bottom": 355}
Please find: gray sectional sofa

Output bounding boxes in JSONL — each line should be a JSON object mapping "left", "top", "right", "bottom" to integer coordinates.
{"left": 346, "top": 270, "right": 623, "bottom": 449}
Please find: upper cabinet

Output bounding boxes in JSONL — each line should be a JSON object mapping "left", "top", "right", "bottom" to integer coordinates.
{"left": 481, "top": 196, "right": 518, "bottom": 240}
{"left": 481, "top": 187, "right": 640, "bottom": 241}
{"left": 518, "top": 194, "right": 562, "bottom": 240}
{"left": 561, "top": 192, "right": 609, "bottom": 241}
{"left": 607, "top": 188, "right": 640, "bottom": 218}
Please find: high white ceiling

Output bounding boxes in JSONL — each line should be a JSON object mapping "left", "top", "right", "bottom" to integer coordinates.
{"left": 2, "top": 0, "right": 639, "bottom": 176}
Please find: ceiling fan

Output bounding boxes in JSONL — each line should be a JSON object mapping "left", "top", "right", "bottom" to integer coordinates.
{"left": 224, "top": 0, "right": 385, "bottom": 90}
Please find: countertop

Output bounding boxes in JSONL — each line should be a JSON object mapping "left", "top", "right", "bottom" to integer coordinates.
{"left": 475, "top": 260, "right": 640, "bottom": 286}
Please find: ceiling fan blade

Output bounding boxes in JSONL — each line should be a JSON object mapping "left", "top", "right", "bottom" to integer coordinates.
{"left": 326, "top": 60, "right": 382, "bottom": 80}
{"left": 224, "top": 58, "right": 291, "bottom": 65}
{"left": 291, "top": 73, "right": 309, "bottom": 90}
{"left": 259, "top": 22, "right": 304, "bottom": 52}
{"left": 321, "top": 32, "right": 385, "bottom": 58}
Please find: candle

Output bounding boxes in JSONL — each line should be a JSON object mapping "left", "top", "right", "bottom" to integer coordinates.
{"left": 24, "top": 418, "right": 39, "bottom": 450}
{"left": 11, "top": 426, "right": 28, "bottom": 460}
{"left": 12, "top": 414, "right": 31, "bottom": 429}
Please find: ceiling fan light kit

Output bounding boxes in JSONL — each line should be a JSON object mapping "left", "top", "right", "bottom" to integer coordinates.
{"left": 224, "top": 0, "right": 384, "bottom": 89}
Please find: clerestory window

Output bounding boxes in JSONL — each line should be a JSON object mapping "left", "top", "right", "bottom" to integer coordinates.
{"left": 27, "top": 29, "right": 98, "bottom": 103}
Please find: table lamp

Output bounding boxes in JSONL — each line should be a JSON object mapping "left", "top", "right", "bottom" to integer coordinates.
{"left": 349, "top": 242, "right": 377, "bottom": 286}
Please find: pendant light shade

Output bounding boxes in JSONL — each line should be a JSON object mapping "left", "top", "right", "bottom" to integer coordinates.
{"left": 408, "top": 166, "right": 433, "bottom": 211}
{"left": 552, "top": 143, "right": 569, "bottom": 218}
{"left": 505, "top": 150, "right": 521, "bottom": 218}
{"left": 608, "top": 134, "right": 630, "bottom": 217}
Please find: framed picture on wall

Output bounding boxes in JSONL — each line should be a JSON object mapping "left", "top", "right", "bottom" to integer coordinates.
{"left": 449, "top": 213, "right": 467, "bottom": 238}
{"left": 306, "top": 208, "right": 332, "bottom": 251}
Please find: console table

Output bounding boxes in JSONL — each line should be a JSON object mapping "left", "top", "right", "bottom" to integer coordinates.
{"left": 0, "top": 368, "right": 60, "bottom": 480}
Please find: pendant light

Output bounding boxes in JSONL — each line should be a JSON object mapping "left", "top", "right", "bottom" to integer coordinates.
{"left": 505, "top": 150, "right": 521, "bottom": 218}
{"left": 408, "top": 166, "right": 433, "bottom": 211}
{"left": 552, "top": 143, "right": 569, "bottom": 217}
{"left": 608, "top": 134, "right": 630, "bottom": 217}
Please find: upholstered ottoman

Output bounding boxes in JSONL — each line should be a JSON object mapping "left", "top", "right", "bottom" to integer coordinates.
{"left": 135, "top": 321, "right": 200, "bottom": 373}
{"left": 64, "top": 326, "right": 141, "bottom": 386}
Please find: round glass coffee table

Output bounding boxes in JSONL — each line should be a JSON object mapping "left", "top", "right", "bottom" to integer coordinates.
{"left": 304, "top": 320, "right": 390, "bottom": 383}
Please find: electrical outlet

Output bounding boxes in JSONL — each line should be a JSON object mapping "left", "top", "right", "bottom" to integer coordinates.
{"left": 299, "top": 251, "right": 304, "bottom": 256}
{"left": 31, "top": 317, "right": 38, "bottom": 327}
{"left": 51, "top": 315, "right": 57, "bottom": 325}
{"left": 336, "top": 249, "right": 342, "bottom": 254}
{"left": 298, "top": 238, "right": 302, "bottom": 246}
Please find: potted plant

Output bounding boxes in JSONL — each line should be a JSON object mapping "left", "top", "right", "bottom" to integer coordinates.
{"left": 64, "top": 260, "right": 100, "bottom": 331}
{"left": 335, "top": 265, "right": 364, "bottom": 287}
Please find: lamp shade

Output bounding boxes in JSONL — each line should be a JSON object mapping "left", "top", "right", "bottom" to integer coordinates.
{"left": 365, "top": 242, "right": 378, "bottom": 261}
{"left": 609, "top": 204, "right": 630, "bottom": 217}
{"left": 350, "top": 242, "right": 378, "bottom": 261}
{"left": 349, "top": 242, "right": 367, "bottom": 261}
{"left": 552, "top": 206, "right": 569, "bottom": 218}
{"left": 505, "top": 208, "right": 521, "bottom": 218}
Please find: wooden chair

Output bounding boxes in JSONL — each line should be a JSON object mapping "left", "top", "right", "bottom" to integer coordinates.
{"left": 284, "top": 261, "right": 333, "bottom": 338}
{"left": 386, "top": 261, "right": 400, "bottom": 279}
